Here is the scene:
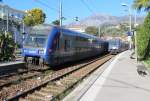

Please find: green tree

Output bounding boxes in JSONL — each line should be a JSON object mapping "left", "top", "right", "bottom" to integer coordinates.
{"left": 52, "top": 20, "right": 60, "bottom": 26}
{"left": 24, "top": 8, "right": 46, "bottom": 26}
{"left": 133, "top": 0, "right": 150, "bottom": 11}
{"left": 85, "top": 26, "right": 98, "bottom": 36}
{"left": 137, "top": 12, "right": 150, "bottom": 59}
{"left": 101, "top": 24, "right": 128, "bottom": 37}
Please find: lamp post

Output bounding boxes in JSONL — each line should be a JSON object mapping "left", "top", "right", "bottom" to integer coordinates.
{"left": 121, "top": 3, "right": 132, "bottom": 32}
{"left": 121, "top": 3, "right": 132, "bottom": 50}
{"left": 134, "top": 10, "right": 138, "bottom": 62}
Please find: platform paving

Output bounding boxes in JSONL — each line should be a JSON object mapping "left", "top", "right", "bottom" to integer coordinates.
{"left": 63, "top": 50, "right": 150, "bottom": 101}
{"left": 0, "top": 61, "right": 23, "bottom": 67}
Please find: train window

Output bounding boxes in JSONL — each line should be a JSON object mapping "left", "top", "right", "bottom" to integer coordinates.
{"left": 25, "top": 34, "right": 48, "bottom": 47}
{"left": 56, "top": 38, "right": 59, "bottom": 50}
{"left": 65, "top": 40, "right": 67, "bottom": 51}
{"left": 56, "top": 33, "right": 60, "bottom": 50}
{"left": 67, "top": 40, "right": 71, "bottom": 49}
{"left": 52, "top": 32, "right": 60, "bottom": 51}
{"left": 64, "top": 40, "right": 71, "bottom": 51}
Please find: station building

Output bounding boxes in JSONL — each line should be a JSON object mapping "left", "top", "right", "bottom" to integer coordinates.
{"left": 0, "top": 2, "right": 26, "bottom": 44}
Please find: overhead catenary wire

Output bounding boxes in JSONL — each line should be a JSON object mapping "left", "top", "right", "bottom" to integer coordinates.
{"left": 86, "top": 0, "right": 98, "bottom": 13}
{"left": 32, "top": 0, "right": 97, "bottom": 24}
{"left": 33, "top": 0, "right": 59, "bottom": 13}
{"left": 80, "top": 0, "right": 96, "bottom": 15}
{"left": 80, "top": 0, "right": 102, "bottom": 37}
{"left": 33, "top": 0, "right": 73, "bottom": 21}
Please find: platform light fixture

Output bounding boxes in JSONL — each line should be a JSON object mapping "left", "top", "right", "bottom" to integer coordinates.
{"left": 121, "top": 3, "right": 132, "bottom": 32}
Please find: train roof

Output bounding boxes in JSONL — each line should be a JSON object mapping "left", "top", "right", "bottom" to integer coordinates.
{"left": 30, "top": 24, "right": 102, "bottom": 41}
{"left": 59, "top": 26, "right": 99, "bottom": 40}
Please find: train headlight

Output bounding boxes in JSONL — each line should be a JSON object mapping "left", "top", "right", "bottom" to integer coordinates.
{"left": 23, "top": 49, "right": 28, "bottom": 53}
{"left": 112, "top": 47, "right": 117, "bottom": 49}
{"left": 39, "top": 50, "right": 44, "bottom": 54}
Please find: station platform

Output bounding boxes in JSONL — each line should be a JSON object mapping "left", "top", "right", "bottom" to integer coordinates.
{"left": 63, "top": 50, "right": 150, "bottom": 101}
{"left": 0, "top": 61, "right": 25, "bottom": 76}
{"left": 0, "top": 61, "right": 23, "bottom": 67}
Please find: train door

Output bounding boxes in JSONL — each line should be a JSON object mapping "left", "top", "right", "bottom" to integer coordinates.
{"left": 51, "top": 32, "right": 60, "bottom": 64}
{"left": 57, "top": 32, "right": 72, "bottom": 63}
{"left": 64, "top": 35, "right": 73, "bottom": 62}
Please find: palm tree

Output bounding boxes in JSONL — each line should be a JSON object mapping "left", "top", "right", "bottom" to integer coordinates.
{"left": 52, "top": 20, "right": 60, "bottom": 26}
{"left": 133, "top": 0, "right": 150, "bottom": 11}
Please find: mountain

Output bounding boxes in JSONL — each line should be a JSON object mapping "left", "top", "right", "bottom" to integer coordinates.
{"left": 66, "top": 14, "right": 144, "bottom": 28}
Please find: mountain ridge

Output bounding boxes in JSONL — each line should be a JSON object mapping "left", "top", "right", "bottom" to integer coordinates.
{"left": 66, "top": 13, "right": 144, "bottom": 28}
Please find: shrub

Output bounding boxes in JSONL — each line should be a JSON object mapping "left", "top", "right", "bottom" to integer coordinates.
{"left": 137, "top": 12, "right": 150, "bottom": 60}
{"left": 0, "top": 31, "right": 16, "bottom": 61}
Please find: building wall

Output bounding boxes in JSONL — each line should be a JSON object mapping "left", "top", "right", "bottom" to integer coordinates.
{"left": 0, "top": 3, "right": 26, "bottom": 31}
{"left": 0, "top": 3, "right": 25, "bottom": 20}
{"left": 0, "top": 3, "right": 26, "bottom": 45}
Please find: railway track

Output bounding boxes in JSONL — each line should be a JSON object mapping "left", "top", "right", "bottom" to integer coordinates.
{"left": 0, "top": 71, "right": 41, "bottom": 89}
{"left": 0, "top": 57, "right": 96, "bottom": 91}
{"left": 0, "top": 65, "right": 53, "bottom": 90}
{"left": 0, "top": 55, "right": 103, "bottom": 91}
{"left": 2, "top": 54, "right": 114, "bottom": 101}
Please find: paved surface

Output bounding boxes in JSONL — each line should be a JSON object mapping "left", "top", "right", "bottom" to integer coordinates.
{"left": 63, "top": 50, "right": 150, "bottom": 101}
{"left": 0, "top": 61, "right": 23, "bottom": 67}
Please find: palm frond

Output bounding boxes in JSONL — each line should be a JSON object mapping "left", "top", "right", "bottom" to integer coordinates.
{"left": 133, "top": 0, "right": 150, "bottom": 11}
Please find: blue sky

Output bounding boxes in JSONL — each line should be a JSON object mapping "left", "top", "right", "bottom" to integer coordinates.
{"left": 3, "top": 0, "right": 145, "bottom": 24}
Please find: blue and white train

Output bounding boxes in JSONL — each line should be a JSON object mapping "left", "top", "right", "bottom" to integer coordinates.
{"left": 108, "top": 39, "right": 129, "bottom": 54}
{"left": 22, "top": 24, "right": 108, "bottom": 67}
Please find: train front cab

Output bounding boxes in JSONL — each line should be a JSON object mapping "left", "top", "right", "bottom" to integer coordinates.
{"left": 22, "top": 25, "right": 57, "bottom": 66}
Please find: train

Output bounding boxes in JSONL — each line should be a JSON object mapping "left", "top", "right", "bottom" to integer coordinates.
{"left": 108, "top": 38, "right": 129, "bottom": 54}
{"left": 22, "top": 24, "right": 108, "bottom": 67}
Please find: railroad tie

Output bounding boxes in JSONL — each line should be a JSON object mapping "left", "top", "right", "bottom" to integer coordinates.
{"left": 27, "top": 94, "right": 47, "bottom": 101}
{"left": 40, "top": 88, "right": 60, "bottom": 96}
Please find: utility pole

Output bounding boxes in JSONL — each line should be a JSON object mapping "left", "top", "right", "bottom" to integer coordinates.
{"left": 129, "top": 8, "right": 132, "bottom": 32}
{"left": 129, "top": 8, "right": 132, "bottom": 50}
{"left": 22, "top": 19, "right": 25, "bottom": 35}
{"left": 59, "top": 0, "right": 63, "bottom": 49}
{"left": 1, "top": 6, "right": 4, "bottom": 31}
{"left": 6, "top": 12, "right": 9, "bottom": 32}
{"left": 98, "top": 25, "right": 101, "bottom": 38}
{"left": 134, "top": 10, "right": 138, "bottom": 62}
{"left": 22, "top": 20, "right": 25, "bottom": 44}
{"left": 59, "top": 0, "right": 62, "bottom": 27}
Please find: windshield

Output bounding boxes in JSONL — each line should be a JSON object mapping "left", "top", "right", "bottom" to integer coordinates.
{"left": 24, "top": 27, "right": 51, "bottom": 47}
{"left": 24, "top": 34, "right": 48, "bottom": 47}
{"left": 109, "top": 40, "right": 120, "bottom": 46}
